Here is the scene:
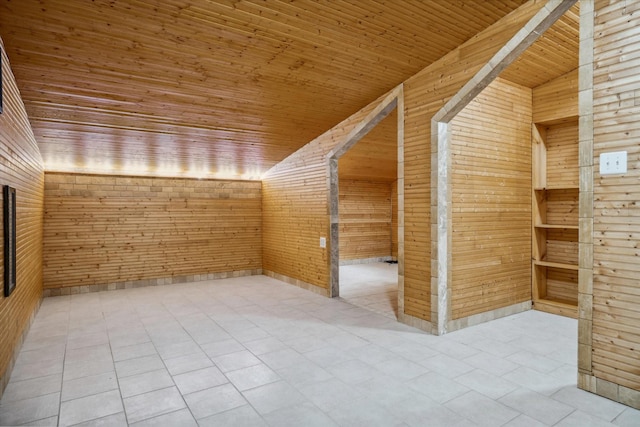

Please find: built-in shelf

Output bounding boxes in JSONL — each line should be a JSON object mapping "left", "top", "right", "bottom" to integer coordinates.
{"left": 532, "top": 298, "right": 578, "bottom": 319}
{"left": 531, "top": 119, "right": 579, "bottom": 318}
{"left": 533, "top": 260, "right": 579, "bottom": 270}
{"left": 534, "top": 224, "right": 579, "bottom": 230}
{"left": 534, "top": 186, "right": 579, "bottom": 191}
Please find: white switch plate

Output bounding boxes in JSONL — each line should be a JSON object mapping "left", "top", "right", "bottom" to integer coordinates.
{"left": 600, "top": 151, "right": 627, "bottom": 175}
{"left": 319, "top": 237, "right": 326, "bottom": 248}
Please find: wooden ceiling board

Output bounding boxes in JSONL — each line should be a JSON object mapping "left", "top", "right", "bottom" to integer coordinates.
{"left": 0, "top": 0, "right": 577, "bottom": 180}
{"left": 500, "top": 3, "right": 579, "bottom": 88}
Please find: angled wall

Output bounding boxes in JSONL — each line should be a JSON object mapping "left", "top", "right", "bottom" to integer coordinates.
{"left": 262, "top": 90, "right": 392, "bottom": 295}
{"left": 449, "top": 77, "right": 533, "bottom": 322}
{"left": 261, "top": 1, "right": 547, "bottom": 325}
{"left": 0, "top": 39, "right": 45, "bottom": 394}
{"left": 401, "top": 0, "right": 545, "bottom": 328}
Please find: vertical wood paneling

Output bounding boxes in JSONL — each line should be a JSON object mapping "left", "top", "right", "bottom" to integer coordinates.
{"left": 402, "top": 0, "right": 544, "bottom": 321}
{"left": 450, "top": 78, "right": 532, "bottom": 320}
{"left": 43, "top": 173, "right": 261, "bottom": 290}
{"left": 338, "top": 180, "right": 391, "bottom": 261}
{"left": 0, "top": 39, "right": 45, "bottom": 392}
{"left": 262, "top": 92, "right": 389, "bottom": 290}
{"left": 592, "top": 0, "right": 640, "bottom": 392}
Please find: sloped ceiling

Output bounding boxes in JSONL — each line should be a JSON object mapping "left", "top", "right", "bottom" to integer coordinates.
{"left": 0, "top": 0, "right": 576, "bottom": 180}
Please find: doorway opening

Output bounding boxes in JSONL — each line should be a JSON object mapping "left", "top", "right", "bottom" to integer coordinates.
{"left": 327, "top": 88, "right": 402, "bottom": 319}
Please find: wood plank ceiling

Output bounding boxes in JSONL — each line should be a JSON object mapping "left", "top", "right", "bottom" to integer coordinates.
{"left": 0, "top": 0, "right": 577, "bottom": 181}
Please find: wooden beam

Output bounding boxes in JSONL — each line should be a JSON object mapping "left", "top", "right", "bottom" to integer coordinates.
{"left": 434, "top": 0, "right": 579, "bottom": 124}
{"left": 328, "top": 85, "right": 401, "bottom": 161}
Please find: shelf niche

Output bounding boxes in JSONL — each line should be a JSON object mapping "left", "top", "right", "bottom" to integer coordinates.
{"left": 531, "top": 118, "right": 579, "bottom": 318}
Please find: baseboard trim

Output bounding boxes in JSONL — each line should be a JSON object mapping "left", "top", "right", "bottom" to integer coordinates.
{"left": 263, "top": 270, "right": 330, "bottom": 297}
{"left": 398, "top": 312, "right": 435, "bottom": 334}
{"left": 578, "top": 373, "right": 640, "bottom": 410}
{"left": 339, "top": 256, "right": 394, "bottom": 266}
{"left": 446, "top": 301, "right": 532, "bottom": 333}
{"left": 43, "top": 269, "right": 263, "bottom": 297}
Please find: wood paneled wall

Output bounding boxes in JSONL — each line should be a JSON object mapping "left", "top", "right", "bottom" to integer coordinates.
{"left": 43, "top": 173, "right": 261, "bottom": 291}
{"left": 402, "top": 0, "right": 544, "bottom": 322}
{"left": 450, "top": 78, "right": 532, "bottom": 320}
{"left": 545, "top": 189, "right": 579, "bottom": 225}
{"left": 262, "top": 1, "right": 545, "bottom": 315}
{"left": 338, "top": 180, "right": 392, "bottom": 262}
{"left": 545, "top": 121, "right": 579, "bottom": 189}
{"left": 262, "top": 92, "right": 389, "bottom": 291}
{"left": 590, "top": 0, "right": 640, "bottom": 395}
{"left": 532, "top": 68, "right": 578, "bottom": 124}
{"left": 0, "top": 39, "right": 45, "bottom": 393}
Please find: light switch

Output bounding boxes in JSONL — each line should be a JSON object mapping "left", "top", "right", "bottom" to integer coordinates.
{"left": 319, "top": 237, "right": 326, "bottom": 248}
{"left": 600, "top": 151, "right": 627, "bottom": 175}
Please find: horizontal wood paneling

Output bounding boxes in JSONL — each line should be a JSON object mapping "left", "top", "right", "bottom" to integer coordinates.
{"left": 592, "top": 0, "right": 640, "bottom": 392}
{"left": 262, "top": 92, "right": 389, "bottom": 290}
{"left": 43, "top": 173, "right": 261, "bottom": 289}
{"left": 403, "top": 1, "right": 545, "bottom": 321}
{"left": 546, "top": 267, "right": 578, "bottom": 304}
{"left": 0, "top": 39, "right": 45, "bottom": 391}
{"left": 0, "top": 0, "right": 528, "bottom": 180}
{"left": 338, "top": 110, "right": 397, "bottom": 182}
{"left": 533, "top": 69, "right": 579, "bottom": 123}
{"left": 545, "top": 229, "right": 579, "bottom": 265}
{"left": 450, "top": 78, "right": 532, "bottom": 320}
{"left": 338, "top": 180, "right": 391, "bottom": 261}
{"left": 545, "top": 120, "right": 579, "bottom": 189}
{"left": 545, "top": 188, "right": 579, "bottom": 225}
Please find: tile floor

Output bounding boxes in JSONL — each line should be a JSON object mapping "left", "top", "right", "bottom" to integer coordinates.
{"left": 0, "top": 275, "right": 639, "bottom": 426}
{"left": 339, "top": 262, "right": 398, "bottom": 318}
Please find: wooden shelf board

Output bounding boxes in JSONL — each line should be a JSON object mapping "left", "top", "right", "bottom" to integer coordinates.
{"left": 533, "top": 260, "right": 579, "bottom": 270}
{"left": 533, "top": 186, "right": 579, "bottom": 191}
{"left": 533, "top": 298, "right": 578, "bottom": 318}
{"left": 534, "top": 223, "right": 578, "bottom": 230}
{"left": 534, "top": 115, "right": 579, "bottom": 127}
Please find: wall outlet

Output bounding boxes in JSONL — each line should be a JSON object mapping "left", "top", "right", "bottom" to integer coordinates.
{"left": 319, "top": 237, "right": 326, "bottom": 248}
{"left": 600, "top": 151, "right": 627, "bottom": 175}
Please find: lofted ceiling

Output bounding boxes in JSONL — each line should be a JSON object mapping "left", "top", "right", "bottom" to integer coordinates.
{"left": 0, "top": 0, "right": 577, "bottom": 181}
